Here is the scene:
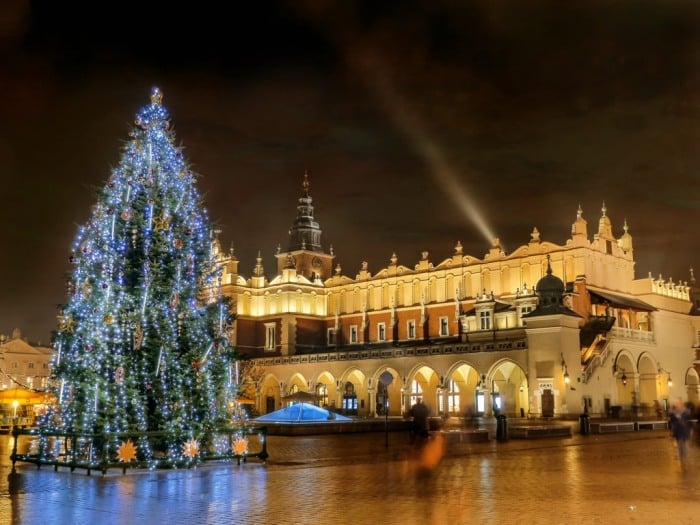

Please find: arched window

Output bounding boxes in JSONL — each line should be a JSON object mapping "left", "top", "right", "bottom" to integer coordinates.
{"left": 410, "top": 379, "right": 424, "bottom": 406}
{"left": 447, "top": 379, "right": 460, "bottom": 415}
{"left": 342, "top": 381, "right": 357, "bottom": 415}
{"left": 376, "top": 381, "right": 388, "bottom": 415}
{"left": 315, "top": 383, "right": 328, "bottom": 407}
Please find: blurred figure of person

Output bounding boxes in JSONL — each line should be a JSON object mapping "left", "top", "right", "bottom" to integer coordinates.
{"left": 409, "top": 398, "right": 430, "bottom": 445}
{"left": 669, "top": 399, "right": 694, "bottom": 470}
{"left": 418, "top": 431, "right": 445, "bottom": 474}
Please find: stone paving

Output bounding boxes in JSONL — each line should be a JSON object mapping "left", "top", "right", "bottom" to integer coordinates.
{"left": 1, "top": 427, "right": 700, "bottom": 524}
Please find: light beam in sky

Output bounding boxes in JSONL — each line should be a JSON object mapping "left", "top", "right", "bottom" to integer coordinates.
{"left": 353, "top": 52, "right": 498, "bottom": 250}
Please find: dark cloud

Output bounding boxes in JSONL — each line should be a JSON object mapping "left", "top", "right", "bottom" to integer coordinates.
{"left": 2, "top": 1, "right": 700, "bottom": 343}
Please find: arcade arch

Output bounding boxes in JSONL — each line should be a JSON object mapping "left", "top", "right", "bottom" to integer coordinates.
{"left": 487, "top": 360, "right": 529, "bottom": 417}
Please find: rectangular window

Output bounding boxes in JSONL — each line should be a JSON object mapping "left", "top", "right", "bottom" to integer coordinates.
{"left": 479, "top": 311, "right": 491, "bottom": 330}
{"left": 476, "top": 392, "right": 485, "bottom": 415}
{"left": 378, "top": 323, "right": 386, "bottom": 342}
{"left": 407, "top": 320, "right": 416, "bottom": 339}
{"left": 493, "top": 393, "right": 502, "bottom": 411}
{"left": 265, "top": 323, "right": 275, "bottom": 351}
{"left": 350, "top": 325, "right": 358, "bottom": 344}
{"left": 439, "top": 316, "right": 449, "bottom": 336}
{"left": 28, "top": 362, "right": 35, "bottom": 369}
{"left": 327, "top": 328, "right": 335, "bottom": 345}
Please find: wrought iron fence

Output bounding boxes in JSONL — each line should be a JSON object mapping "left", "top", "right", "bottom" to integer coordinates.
{"left": 10, "top": 424, "right": 268, "bottom": 475}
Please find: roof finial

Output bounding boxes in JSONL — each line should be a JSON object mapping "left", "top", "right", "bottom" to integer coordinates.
{"left": 601, "top": 201, "right": 607, "bottom": 217}
{"left": 577, "top": 204, "right": 583, "bottom": 220}
{"left": 546, "top": 254, "right": 553, "bottom": 275}
{"left": 303, "top": 171, "right": 310, "bottom": 194}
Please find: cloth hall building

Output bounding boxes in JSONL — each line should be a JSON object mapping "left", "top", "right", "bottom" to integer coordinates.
{"left": 214, "top": 176, "right": 700, "bottom": 421}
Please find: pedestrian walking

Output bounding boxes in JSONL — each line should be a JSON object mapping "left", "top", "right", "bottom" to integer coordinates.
{"left": 409, "top": 398, "right": 430, "bottom": 445}
{"left": 669, "top": 399, "right": 694, "bottom": 469}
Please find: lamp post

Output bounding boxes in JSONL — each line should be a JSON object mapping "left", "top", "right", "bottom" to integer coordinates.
{"left": 379, "top": 371, "right": 393, "bottom": 448}
{"left": 658, "top": 367, "right": 672, "bottom": 388}
{"left": 561, "top": 352, "right": 570, "bottom": 386}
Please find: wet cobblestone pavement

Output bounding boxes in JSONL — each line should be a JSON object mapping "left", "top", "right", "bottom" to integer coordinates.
{"left": 1, "top": 427, "right": 699, "bottom": 524}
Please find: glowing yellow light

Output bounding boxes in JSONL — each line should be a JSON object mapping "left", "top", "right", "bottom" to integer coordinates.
{"left": 117, "top": 440, "right": 138, "bottom": 462}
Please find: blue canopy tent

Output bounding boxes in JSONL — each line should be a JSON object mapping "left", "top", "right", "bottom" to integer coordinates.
{"left": 254, "top": 402, "right": 352, "bottom": 422}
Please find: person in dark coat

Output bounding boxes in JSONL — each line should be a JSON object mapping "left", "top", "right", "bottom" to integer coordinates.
{"left": 409, "top": 398, "right": 430, "bottom": 444}
{"left": 669, "top": 399, "right": 694, "bottom": 469}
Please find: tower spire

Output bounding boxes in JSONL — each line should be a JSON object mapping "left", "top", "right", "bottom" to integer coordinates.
{"left": 287, "top": 171, "right": 323, "bottom": 252}
{"left": 276, "top": 172, "right": 335, "bottom": 280}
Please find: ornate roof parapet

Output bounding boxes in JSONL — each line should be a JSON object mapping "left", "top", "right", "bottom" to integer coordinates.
{"left": 415, "top": 251, "right": 433, "bottom": 271}
{"left": 248, "top": 251, "right": 268, "bottom": 288}
{"left": 634, "top": 273, "right": 688, "bottom": 300}
{"left": 571, "top": 203, "right": 588, "bottom": 242}
{"left": 485, "top": 237, "right": 505, "bottom": 260}
{"left": 356, "top": 261, "right": 372, "bottom": 280}
{"left": 649, "top": 273, "right": 690, "bottom": 300}
{"left": 595, "top": 202, "right": 614, "bottom": 240}
{"left": 617, "top": 218, "right": 633, "bottom": 254}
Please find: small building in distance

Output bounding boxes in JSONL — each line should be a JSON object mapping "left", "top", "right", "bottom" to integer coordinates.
{"left": 0, "top": 328, "right": 54, "bottom": 428}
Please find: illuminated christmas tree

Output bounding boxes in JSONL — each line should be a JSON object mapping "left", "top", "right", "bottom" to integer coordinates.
{"left": 45, "top": 88, "right": 236, "bottom": 461}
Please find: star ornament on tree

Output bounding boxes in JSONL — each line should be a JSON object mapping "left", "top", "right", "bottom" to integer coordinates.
{"left": 153, "top": 210, "right": 171, "bottom": 231}
{"left": 117, "top": 440, "right": 138, "bottom": 462}
{"left": 233, "top": 436, "right": 249, "bottom": 455}
{"left": 57, "top": 314, "right": 75, "bottom": 333}
{"left": 183, "top": 438, "right": 200, "bottom": 459}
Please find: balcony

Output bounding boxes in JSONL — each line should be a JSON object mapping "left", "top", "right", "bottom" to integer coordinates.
{"left": 608, "top": 326, "right": 654, "bottom": 344}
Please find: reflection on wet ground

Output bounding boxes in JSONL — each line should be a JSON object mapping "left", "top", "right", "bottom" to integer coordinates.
{"left": 1, "top": 429, "right": 700, "bottom": 524}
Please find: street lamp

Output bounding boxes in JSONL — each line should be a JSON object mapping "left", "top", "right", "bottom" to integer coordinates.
{"left": 379, "top": 371, "right": 393, "bottom": 448}
{"left": 658, "top": 367, "right": 672, "bottom": 388}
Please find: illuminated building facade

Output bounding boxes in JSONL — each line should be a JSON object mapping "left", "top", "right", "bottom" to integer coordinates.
{"left": 0, "top": 329, "right": 54, "bottom": 425}
{"left": 0, "top": 329, "right": 53, "bottom": 392}
{"left": 215, "top": 175, "right": 700, "bottom": 420}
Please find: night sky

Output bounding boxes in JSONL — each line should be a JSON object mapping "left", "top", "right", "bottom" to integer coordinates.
{"left": 2, "top": 0, "right": 700, "bottom": 344}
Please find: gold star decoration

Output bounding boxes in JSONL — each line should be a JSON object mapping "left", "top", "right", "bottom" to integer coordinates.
{"left": 183, "top": 438, "right": 200, "bottom": 459}
{"left": 117, "top": 440, "right": 138, "bottom": 462}
{"left": 153, "top": 210, "right": 171, "bottom": 231}
{"left": 233, "top": 437, "right": 249, "bottom": 455}
{"left": 81, "top": 278, "right": 93, "bottom": 298}
{"left": 57, "top": 314, "right": 75, "bottom": 333}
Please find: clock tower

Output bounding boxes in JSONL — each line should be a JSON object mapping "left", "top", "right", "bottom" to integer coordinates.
{"left": 276, "top": 172, "right": 335, "bottom": 281}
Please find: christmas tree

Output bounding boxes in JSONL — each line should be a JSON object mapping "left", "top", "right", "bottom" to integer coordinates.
{"left": 44, "top": 88, "right": 236, "bottom": 462}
